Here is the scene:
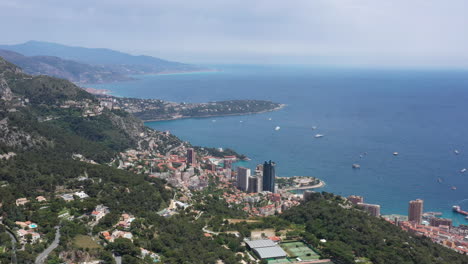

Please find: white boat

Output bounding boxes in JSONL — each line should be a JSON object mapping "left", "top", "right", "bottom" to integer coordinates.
{"left": 352, "top": 164, "right": 361, "bottom": 169}
{"left": 275, "top": 126, "right": 281, "bottom": 131}
{"left": 239, "top": 120, "right": 243, "bottom": 123}
{"left": 393, "top": 152, "right": 399, "bottom": 156}
{"left": 454, "top": 150, "right": 460, "bottom": 155}
{"left": 312, "top": 126, "right": 318, "bottom": 130}
{"left": 461, "top": 168, "right": 467, "bottom": 173}
{"left": 268, "top": 118, "right": 272, "bottom": 121}
{"left": 314, "top": 134, "right": 324, "bottom": 138}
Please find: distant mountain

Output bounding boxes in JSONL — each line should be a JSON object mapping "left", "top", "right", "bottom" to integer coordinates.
{"left": 0, "top": 49, "right": 131, "bottom": 84}
{"left": 0, "top": 41, "right": 205, "bottom": 75}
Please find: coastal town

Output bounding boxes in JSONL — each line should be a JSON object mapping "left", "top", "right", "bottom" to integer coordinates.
{"left": 346, "top": 195, "right": 468, "bottom": 255}
{"left": 115, "top": 143, "right": 324, "bottom": 218}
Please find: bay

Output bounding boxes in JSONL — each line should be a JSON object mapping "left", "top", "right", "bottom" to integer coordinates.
{"left": 92, "top": 65, "right": 468, "bottom": 224}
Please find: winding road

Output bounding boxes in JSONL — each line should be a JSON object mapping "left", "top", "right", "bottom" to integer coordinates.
{"left": 35, "top": 226, "right": 60, "bottom": 264}
{"left": 5, "top": 228, "right": 17, "bottom": 264}
{"left": 202, "top": 225, "right": 219, "bottom": 235}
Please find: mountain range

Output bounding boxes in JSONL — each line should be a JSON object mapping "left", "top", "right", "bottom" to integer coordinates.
{"left": 0, "top": 41, "right": 206, "bottom": 84}
{"left": 0, "top": 49, "right": 131, "bottom": 84}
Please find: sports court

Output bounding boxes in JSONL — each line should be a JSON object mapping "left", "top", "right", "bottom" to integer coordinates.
{"left": 280, "top": 241, "right": 320, "bottom": 261}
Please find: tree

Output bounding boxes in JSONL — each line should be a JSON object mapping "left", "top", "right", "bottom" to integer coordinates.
{"left": 109, "top": 238, "right": 139, "bottom": 257}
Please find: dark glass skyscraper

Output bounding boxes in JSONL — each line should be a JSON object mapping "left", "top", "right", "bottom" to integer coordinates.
{"left": 262, "top": 160, "right": 276, "bottom": 193}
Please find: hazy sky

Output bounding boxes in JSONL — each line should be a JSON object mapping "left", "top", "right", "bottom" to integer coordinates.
{"left": 2, "top": 0, "right": 468, "bottom": 67}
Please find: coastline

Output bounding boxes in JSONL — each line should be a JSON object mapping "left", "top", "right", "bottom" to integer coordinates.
{"left": 82, "top": 69, "right": 219, "bottom": 95}
{"left": 83, "top": 87, "right": 112, "bottom": 95}
{"left": 142, "top": 104, "right": 286, "bottom": 123}
{"left": 150, "top": 68, "right": 220, "bottom": 76}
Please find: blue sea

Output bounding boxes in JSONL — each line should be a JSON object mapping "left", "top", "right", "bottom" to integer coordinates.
{"left": 92, "top": 65, "right": 468, "bottom": 225}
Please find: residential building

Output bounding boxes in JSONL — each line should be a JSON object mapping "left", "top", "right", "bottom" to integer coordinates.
{"left": 74, "top": 191, "right": 89, "bottom": 199}
{"left": 224, "top": 159, "right": 232, "bottom": 169}
{"left": 17, "top": 229, "right": 40, "bottom": 243}
{"left": 15, "top": 198, "right": 29, "bottom": 206}
{"left": 60, "top": 193, "right": 74, "bottom": 202}
{"left": 237, "top": 167, "right": 251, "bottom": 191}
{"left": 358, "top": 202, "right": 381, "bottom": 217}
{"left": 430, "top": 217, "right": 452, "bottom": 228}
{"left": 409, "top": 199, "right": 424, "bottom": 224}
{"left": 91, "top": 205, "right": 110, "bottom": 222}
{"left": 186, "top": 148, "right": 196, "bottom": 165}
{"left": 118, "top": 213, "right": 136, "bottom": 229}
{"left": 255, "top": 164, "right": 264, "bottom": 177}
{"left": 35, "top": 196, "right": 47, "bottom": 202}
{"left": 248, "top": 176, "right": 262, "bottom": 193}
{"left": 348, "top": 195, "right": 364, "bottom": 205}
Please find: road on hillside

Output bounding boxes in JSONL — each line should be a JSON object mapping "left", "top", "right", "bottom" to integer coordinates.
{"left": 35, "top": 226, "right": 60, "bottom": 264}
{"left": 5, "top": 228, "right": 17, "bottom": 264}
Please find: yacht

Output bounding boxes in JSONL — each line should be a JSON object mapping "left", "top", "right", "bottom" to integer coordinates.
{"left": 393, "top": 152, "right": 399, "bottom": 156}
{"left": 461, "top": 168, "right": 467, "bottom": 173}
{"left": 454, "top": 150, "right": 460, "bottom": 155}
{"left": 275, "top": 126, "right": 281, "bottom": 131}
{"left": 314, "top": 134, "right": 324, "bottom": 138}
{"left": 352, "top": 164, "right": 361, "bottom": 169}
{"left": 312, "top": 126, "right": 318, "bottom": 130}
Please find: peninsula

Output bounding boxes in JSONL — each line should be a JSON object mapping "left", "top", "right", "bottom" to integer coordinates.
{"left": 95, "top": 95, "right": 284, "bottom": 121}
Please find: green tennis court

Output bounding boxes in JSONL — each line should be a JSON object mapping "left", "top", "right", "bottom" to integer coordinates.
{"left": 267, "top": 259, "right": 291, "bottom": 264}
{"left": 281, "top": 241, "right": 320, "bottom": 261}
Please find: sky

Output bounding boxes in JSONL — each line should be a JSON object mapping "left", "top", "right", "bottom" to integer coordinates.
{"left": 1, "top": 0, "right": 468, "bottom": 67}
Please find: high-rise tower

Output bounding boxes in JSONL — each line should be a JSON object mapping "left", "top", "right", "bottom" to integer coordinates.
{"left": 236, "top": 167, "right": 250, "bottom": 191}
{"left": 262, "top": 160, "right": 276, "bottom": 193}
{"left": 186, "top": 148, "right": 196, "bottom": 165}
{"left": 408, "top": 199, "right": 424, "bottom": 224}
